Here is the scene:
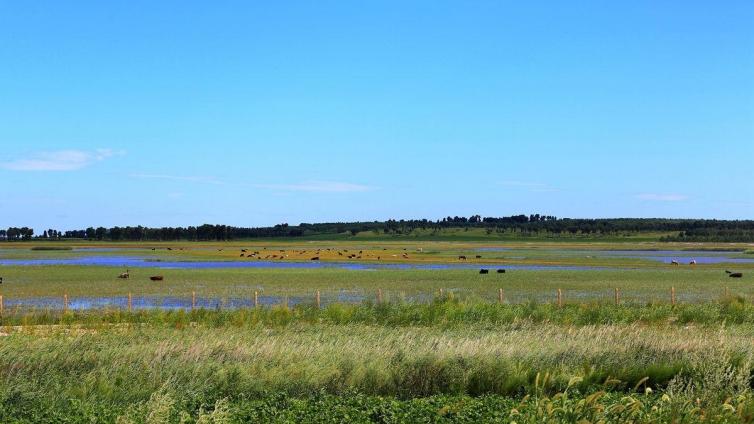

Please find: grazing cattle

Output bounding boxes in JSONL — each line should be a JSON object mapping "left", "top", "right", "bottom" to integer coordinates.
{"left": 338, "top": 252, "right": 343, "bottom": 256}
{"left": 670, "top": 260, "right": 679, "bottom": 266}
{"left": 497, "top": 269, "right": 506, "bottom": 274}
{"left": 240, "top": 253, "right": 245, "bottom": 257}
{"left": 311, "top": 256, "right": 320, "bottom": 261}
{"left": 150, "top": 276, "right": 164, "bottom": 281}
{"left": 118, "top": 270, "right": 130, "bottom": 279}
{"left": 689, "top": 259, "right": 696, "bottom": 265}
{"left": 359, "top": 250, "right": 363, "bottom": 254}
{"left": 0, "top": 277, "right": 3, "bottom": 284}
{"left": 167, "top": 248, "right": 172, "bottom": 251}
{"left": 151, "top": 248, "right": 156, "bottom": 251}
{"left": 377, "top": 256, "right": 381, "bottom": 260}
{"left": 479, "top": 269, "right": 489, "bottom": 274}
{"left": 730, "top": 272, "right": 743, "bottom": 278}
{"left": 458, "top": 255, "right": 467, "bottom": 260}
{"left": 475, "top": 255, "right": 482, "bottom": 259}
{"left": 241, "top": 249, "right": 247, "bottom": 252}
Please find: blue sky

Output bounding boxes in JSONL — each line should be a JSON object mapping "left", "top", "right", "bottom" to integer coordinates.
{"left": 1, "top": 1, "right": 752, "bottom": 231}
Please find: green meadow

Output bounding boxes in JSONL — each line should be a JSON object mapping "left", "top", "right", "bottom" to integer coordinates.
{"left": 2, "top": 239, "right": 754, "bottom": 422}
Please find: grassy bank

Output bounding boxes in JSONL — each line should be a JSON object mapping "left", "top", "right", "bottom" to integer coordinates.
{"left": 6, "top": 298, "right": 754, "bottom": 327}
{"left": 2, "top": 304, "right": 754, "bottom": 422}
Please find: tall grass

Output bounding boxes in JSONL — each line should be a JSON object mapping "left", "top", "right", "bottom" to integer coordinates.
{"left": 1, "top": 318, "right": 753, "bottom": 422}
{"left": 4, "top": 295, "right": 754, "bottom": 327}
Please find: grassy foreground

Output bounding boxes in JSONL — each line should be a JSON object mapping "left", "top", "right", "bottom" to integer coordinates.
{"left": 4, "top": 300, "right": 754, "bottom": 422}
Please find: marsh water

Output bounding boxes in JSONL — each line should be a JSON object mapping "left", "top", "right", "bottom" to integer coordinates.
{"left": 1, "top": 247, "right": 751, "bottom": 310}
{"left": 0, "top": 255, "right": 610, "bottom": 271}
{"left": 1, "top": 247, "right": 752, "bottom": 269}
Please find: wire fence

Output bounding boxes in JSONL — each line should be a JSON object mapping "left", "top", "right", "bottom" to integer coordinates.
{"left": 0, "top": 285, "right": 738, "bottom": 314}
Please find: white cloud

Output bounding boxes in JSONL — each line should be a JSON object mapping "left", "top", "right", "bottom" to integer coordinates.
{"left": 255, "top": 181, "right": 373, "bottom": 193}
{"left": 130, "top": 173, "right": 224, "bottom": 184}
{"left": 2, "top": 149, "right": 123, "bottom": 171}
{"left": 635, "top": 193, "right": 688, "bottom": 202}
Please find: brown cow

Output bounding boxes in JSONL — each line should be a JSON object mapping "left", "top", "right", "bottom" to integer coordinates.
{"left": 118, "top": 270, "right": 130, "bottom": 279}
{"left": 150, "top": 276, "right": 164, "bottom": 281}
{"left": 458, "top": 255, "right": 467, "bottom": 260}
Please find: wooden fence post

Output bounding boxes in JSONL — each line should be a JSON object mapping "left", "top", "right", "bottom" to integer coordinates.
{"left": 498, "top": 288, "right": 504, "bottom": 303}
{"left": 377, "top": 288, "right": 383, "bottom": 304}
{"left": 128, "top": 292, "right": 132, "bottom": 312}
{"left": 614, "top": 288, "right": 620, "bottom": 305}
{"left": 63, "top": 294, "right": 68, "bottom": 313}
{"left": 315, "top": 290, "right": 321, "bottom": 309}
{"left": 557, "top": 289, "right": 562, "bottom": 308}
{"left": 191, "top": 291, "right": 196, "bottom": 310}
{"left": 254, "top": 291, "right": 259, "bottom": 308}
{"left": 671, "top": 286, "right": 676, "bottom": 305}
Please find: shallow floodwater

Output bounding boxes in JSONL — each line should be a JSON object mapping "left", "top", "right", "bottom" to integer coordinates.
{"left": 595, "top": 250, "right": 754, "bottom": 264}
{"left": 0, "top": 255, "right": 605, "bottom": 271}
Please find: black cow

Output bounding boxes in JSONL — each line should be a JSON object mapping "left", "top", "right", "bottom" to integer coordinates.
{"left": 311, "top": 257, "right": 320, "bottom": 261}
{"left": 497, "top": 269, "right": 506, "bottom": 273}
{"left": 479, "top": 269, "right": 489, "bottom": 274}
{"left": 729, "top": 273, "right": 743, "bottom": 278}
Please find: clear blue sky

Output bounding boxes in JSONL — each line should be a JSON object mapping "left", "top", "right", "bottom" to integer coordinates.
{"left": 1, "top": 1, "right": 752, "bottom": 231}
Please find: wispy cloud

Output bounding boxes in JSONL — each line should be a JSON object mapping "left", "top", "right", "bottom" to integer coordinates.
{"left": 130, "top": 173, "right": 224, "bottom": 185}
{"left": 498, "top": 180, "right": 558, "bottom": 193}
{"left": 2, "top": 149, "right": 123, "bottom": 171}
{"left": 255, "top": 181, "right": 373, "bottom": 193}
{"left": 635, "top": 193, "right": 688, "bottom": 202}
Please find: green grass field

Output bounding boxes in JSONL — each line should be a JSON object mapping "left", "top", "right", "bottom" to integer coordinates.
{"left": 2, "top": 239, "right": 754, "bottom": 422}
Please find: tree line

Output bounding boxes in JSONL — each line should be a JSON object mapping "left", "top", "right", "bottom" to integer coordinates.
{"left": 2, "top": 215, "right": 754, "bottom": 241}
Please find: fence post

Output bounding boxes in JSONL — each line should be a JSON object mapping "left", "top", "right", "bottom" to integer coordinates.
{"left": 614, "top": 288, "right": 620, "bottom": 305}
{"left": 128, "top": 292, "right": 132, "bottom": 312}
{"left": 63, "top": 294, "right": 68, "bottom": 313}
{"left": 191, "top": 291, "right": 196, "bottom": 310}
{"left": 671, "top": 286, "right": 676, "bottom": 305}
{"left": 377, "top": 288, "right": 383, "bottom": 304}
{"left": 557, "top": 289, "right": 562, "bottom": 308}
{"left": 254, "top": 291, "right": 259, "bottom": 308}
{"left": 315, "top": 290, "right": 321, "bottom": 309}
{"left": 498, "top": 288, "right": 504, "bottom": 304}
{"left": 0, "top": 295, "right": 3, "bottom": 315}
